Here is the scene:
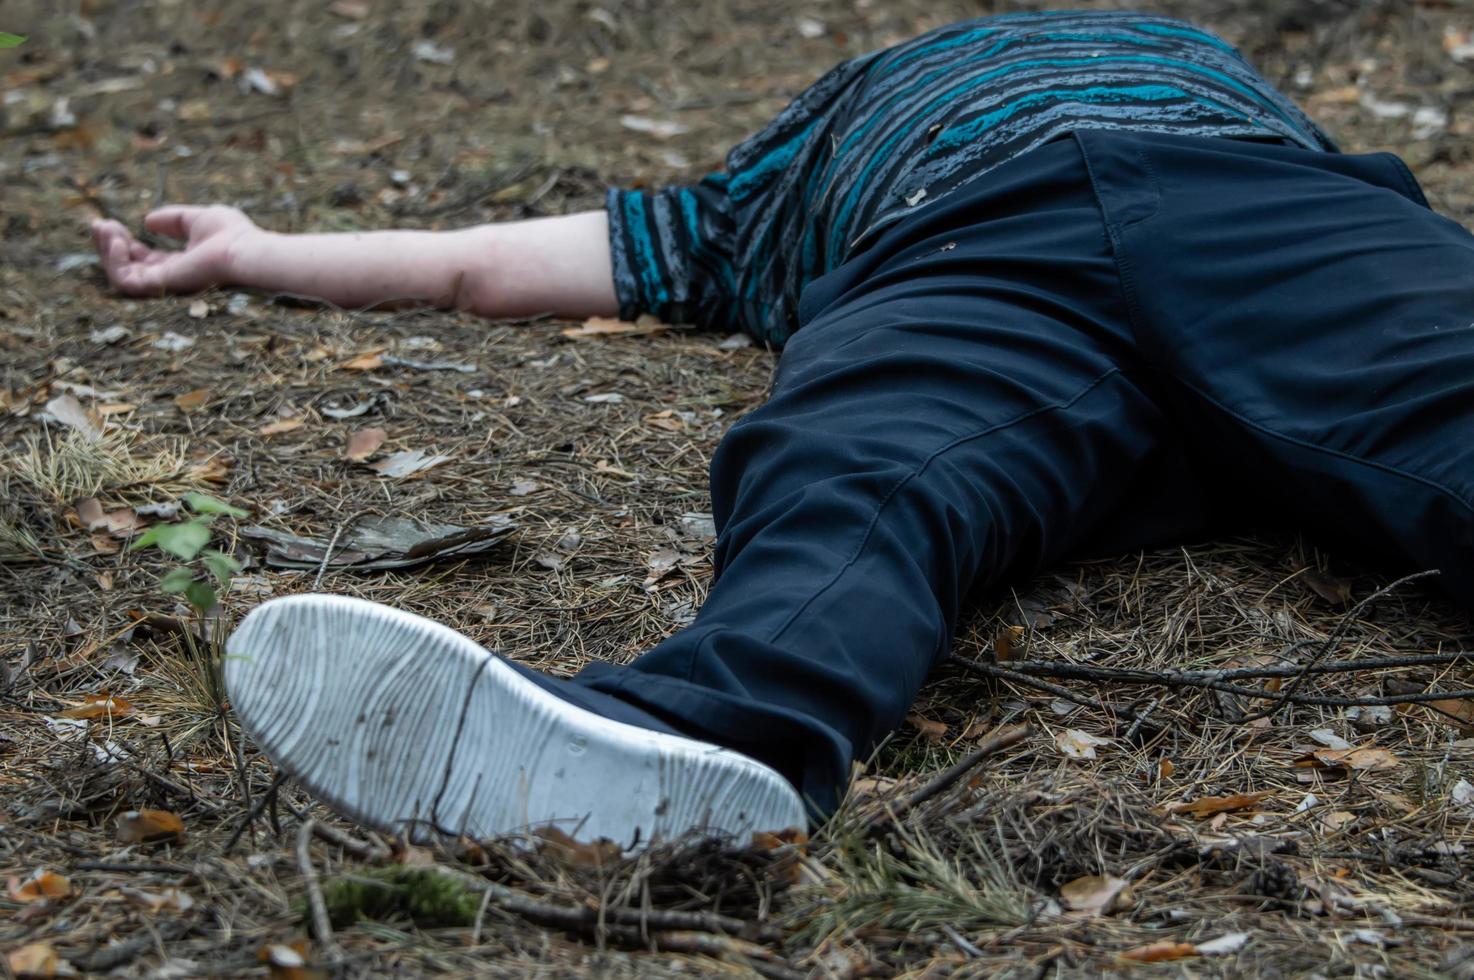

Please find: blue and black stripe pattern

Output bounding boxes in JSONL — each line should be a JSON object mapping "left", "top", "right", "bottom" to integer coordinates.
{"left": 607, "top": 10, "right": 1335, "bottom": 346}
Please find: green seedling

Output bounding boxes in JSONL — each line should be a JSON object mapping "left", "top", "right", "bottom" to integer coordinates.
{"left": 130, "top": 491, "right": 246, "bottom": 614}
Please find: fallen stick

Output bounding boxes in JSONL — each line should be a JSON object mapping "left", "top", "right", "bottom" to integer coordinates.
{"left": 866, "top": 723, "right": 1031, "bottom": 834}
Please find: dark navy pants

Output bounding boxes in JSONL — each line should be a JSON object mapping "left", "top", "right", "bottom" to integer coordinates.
{"left": 577, "top": 130, "right": 1474, "bottom": 816}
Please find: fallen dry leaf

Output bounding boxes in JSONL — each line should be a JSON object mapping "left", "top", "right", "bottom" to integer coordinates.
{"left": 994, "top": 624, "right": 1024, "bottom": 661}
{"left": 1166, "top": 791, "right": 1273, "bottom": 818}
{"left": 560, "top": 314, "right": 670, "bottom": 339}
{"left": 1296, "top": 746, "right": 1400, "bottom": 772}
{"left": 340, "top": 350, "right": 385, "bottom": 371}
{"left": 1056, "top": 728, "right": 1110, "bottom": 760}
{"left": 7, "top": 868, "right": 72, "bottom": 903}
{"left": 1322, "top": 810, "right": 1357, "bottom": 831}
{"left": 173, "top": 388, "right": 211, "bottom": 413}
{"left": 57, "top": 693, "right": 135, "bottom": 721}
{"left": 905, "top": 713, "right": 948, "bottom": 742}
{"left": 1427, "top": 697, "right": 1474, "bottom": 733}
{"left": 44, "top": 393, "right": 102, "bottom": 441}
{"left": 1301, "top": 568, "right": 1352, "bottom": 606}
{"left": 75, "top": 499, "right": 143, "bottom": 537}
{"left": 1120, "top": 941, "right": 1198, "bottom": 963}
{"left": 533, "top": 826, "right": 622, "bottom": 869}
{"left": 1158, "top": 758, "right": 1175, "bottom": 780}
{"left": 1195, "top": 932, "right": 1250, "bottom": 956}
{"left": 7, "top": 942, "right": 71, "bottom": 978}
{"left": 259, "top": 940, "right": 325, "bottom": 980}
{"left": 344, "top": 426, "right": 387, "bottom": 461}
{"left": 1059, "top": 874, "right": 1133, "bottom": 915}
{"left": 116, "top": 808, "right": 185, "bottom": 844}
{"left": 258, "top": 416, "right": 305, "bottom": 437}
{"left": 188, "top": 456, "right": 233, "bottom": 483}
{"left": 120, "top": 886, "right": 195, "bottom": 913}
{"left": 642, "top": 547, "right": 682, "bottom": 589}
{"left": 368, "top": 449, "right": 451, "bottom": 479}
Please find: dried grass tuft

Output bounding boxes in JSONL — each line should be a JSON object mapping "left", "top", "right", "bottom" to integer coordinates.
{"left": 6, "top": 428, "right": 193, "bottom": 502}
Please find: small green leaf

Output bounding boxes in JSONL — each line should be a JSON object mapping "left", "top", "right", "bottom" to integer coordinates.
{"left": 184, "top": 580, "right": 217, "bottom": 613}
{"left": 183, "top": 492, "right": 248, "bottom": 519}
{"left": 0, "top": 33, "right": 25, "bottom": 48}
{"left": 128, "top": 525, "right": 163, "bottom": 552}
{"left": 202, "top": 549, "right": 242, "bottom": 589}
{"left": 159, "top": 567, "right": 196, "bottom": 593}
{"left": 145, "top": 520, "right": 212, "bottom": 560}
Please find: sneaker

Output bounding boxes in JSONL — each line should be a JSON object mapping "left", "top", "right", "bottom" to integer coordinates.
{"left": 224, "top": 593, "right": 806, "bottom": 846}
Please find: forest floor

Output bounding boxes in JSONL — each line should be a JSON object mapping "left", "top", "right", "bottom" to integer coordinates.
{"left": 5, "top": 0, "right": 1474, "bottom": 976}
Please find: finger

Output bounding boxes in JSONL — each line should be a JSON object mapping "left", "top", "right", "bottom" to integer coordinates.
{"left": 128, "top": 240, "right": 149, "bottom": 261}
{"left": 143, "top": 205, "right": 208, "bottom": 240}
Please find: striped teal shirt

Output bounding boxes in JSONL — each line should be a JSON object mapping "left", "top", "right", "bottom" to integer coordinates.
{"left": 607, "top": 10, "right": 1334, "bottom": 346}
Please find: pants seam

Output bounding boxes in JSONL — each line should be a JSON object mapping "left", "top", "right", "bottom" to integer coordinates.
{"left": 760, "top": 366, "right": 1125, "bottom": 648}
{"left": 1074, "top": 132, "right": 1157, "bottom": 355}
{"left": 1167, "top": 373, "right": 1474, "bottom": 519}
{"left": 1382, "top": 152, "right": 1432, "bottom": 210}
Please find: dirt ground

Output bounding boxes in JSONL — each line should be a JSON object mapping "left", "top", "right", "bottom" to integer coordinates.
{"left": 5, "top": 0, "right": 1474, "bottom": 976}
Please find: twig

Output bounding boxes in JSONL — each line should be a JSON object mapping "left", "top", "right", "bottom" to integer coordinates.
{"left": 1238, "top": 570, "right": 1440, "bottom": 722}
{"left": 866, "top": 723, "right": 1031, "bottom": 833}
{"left": 965, "top": 661, "right": 1143, "bottom": 722}
{"left": 69, "top": 919, "right": 194, "bottom": 973}
{"left": 313, "top": 508, "right": 373, "bottom": 589}
{"left": 296, "top": 820, "right": 340, "bottom": 958}
{"left": 72, "top": 860, "right": 194, "bottom": 874}
{"left": 224, "top": 771, "right": 288, "bottom": 853}
{"left": 282, "top": 799, "right": 391, "bottom": 861}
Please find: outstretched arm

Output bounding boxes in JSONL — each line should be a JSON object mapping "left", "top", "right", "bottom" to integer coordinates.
{"left": 91, "top": 206, "right": 618, "bottom": 319}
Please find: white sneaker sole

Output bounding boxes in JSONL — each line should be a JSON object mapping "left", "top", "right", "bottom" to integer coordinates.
{"left": 224, "top": 594, "right": 806, "bottom": 846}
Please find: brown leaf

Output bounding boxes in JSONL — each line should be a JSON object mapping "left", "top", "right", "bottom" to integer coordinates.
{"left": 329, "top": 0, "right": 369, "bottom": 18}
{"left": 258, "top": 417, "right": 305, "bottom": 437}
{"left": 1120, "top": 941, "right": 1199, "bottom": 963}
{"left": 259, "top": 940, "right": 325, "bottom": 980}
{"left": 1427, "top": 698, "right": 1474, "bottom": 733}
{"left": 340, "top": 350, "right": 385, "bottom": 371}
{"left": 115, "top": 808, "right": 185, "bottom": 844}
{"left": 173, "top": 388, "right": 211, "bottom": 413}
{"left": 533, "top": 826, "right": 622, "bottom": 869}
{"left": 1296, "top": 746, "right": 1400, "bottom": 771}
{"left": 7, "top": 942, "right": 68, "bottom": 978}
{"left": 1166, "top": 791, "right": 1273, "bottom": 818}
{"left": 994, "top": 624, "right": 1024, "bottom": 661}
{"left": 344, "top": 426, "right": 387, "bottom": 461}
{"left": 75, "top": 497, "right": 106, "bottom": 529}
{"left": 57, "top": 693, "right": 135, "bottom": 721}
{"left": 7, "top": 869, "right": 72, "bottom": 903}
{"left": 120, "top": 886, "right": 194, "bottom": 913}
{"left": 1301, "top": 569, "right": 1352, "bottom": 606}
{"left": 96, "top": 402, "right": 138, "bottom": 416}
{"left": 44, "top": 393, "right": 102, "bottom": 441}
{"left": 905, "top": 713, "right": 948, "bottom": 742}
{"left": 642, "top": 547, "right": 682, "bottom": 589}
{"left": 188, "top": 456, "right": 233, "bottom": 483}
{"left": 1059, "top": 874, "right": 1133, "bottom": 915}
{"left": 560, "top": 315, "right": 669, "bottom": 339}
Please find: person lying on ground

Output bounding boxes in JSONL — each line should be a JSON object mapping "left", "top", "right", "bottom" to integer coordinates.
{"left": 92, "top": 9, "right": 1474, "bottom": 848}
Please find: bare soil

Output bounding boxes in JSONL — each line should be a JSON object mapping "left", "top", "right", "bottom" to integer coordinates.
{"left": 4, "top": 0, "right": 1474, "bottom": 976}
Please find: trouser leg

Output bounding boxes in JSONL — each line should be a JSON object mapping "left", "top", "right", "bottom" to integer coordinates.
{"left": 576, "top": 138, "right": 1198, "bottom": 815}
{"left": 1076, "top": 130, "right": 1474, "bottom": 605}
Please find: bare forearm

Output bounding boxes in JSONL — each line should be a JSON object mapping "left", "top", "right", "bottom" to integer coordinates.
{"left": 228, "top": 211, "right": 618, "bottom": 318}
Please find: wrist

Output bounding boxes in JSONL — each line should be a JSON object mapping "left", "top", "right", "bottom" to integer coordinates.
{"left": 221, "top": 227, "right": 272, "bottom": 286}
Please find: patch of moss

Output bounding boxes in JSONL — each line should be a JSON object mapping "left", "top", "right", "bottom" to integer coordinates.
{"left": 314, "top": 867, "right": 481, "bottom": 929}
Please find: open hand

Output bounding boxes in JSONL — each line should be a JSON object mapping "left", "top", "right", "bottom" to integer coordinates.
{"left": 91, "top": 205, "right": 258, "bottom": 296}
